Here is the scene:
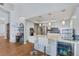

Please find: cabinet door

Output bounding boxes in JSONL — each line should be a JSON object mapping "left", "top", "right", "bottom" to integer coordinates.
{"left": 46, "top": 44, "right": 51, "bottom": 55}
{"left": 34, "top": 43, "right": 39, "bottom": 50}
{"left": 29, "top": 36, "right": 36, "bottom": 43}
{"left": 47, "top": 40, "right": 57, "bottom": 56}
{"left": 34, "top": 37, "right": 47, "bottom": 52}
{"left": 34, "top": 41, "right": 44, "bottom": 52}
{"left": 75, "top": 44, "right": 79, "bottom": 56}
{"left": 51, "top": 41, "right": 57, "bottom": 56}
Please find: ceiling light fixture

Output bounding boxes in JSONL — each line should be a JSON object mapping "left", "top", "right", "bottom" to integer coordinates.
{"left": 62, "top": 20, "right": 65, "bottom": 25}
{"left": 48, "top": 22, "right": 52, "bottom": 26}
{"left": 39, "top": 23, "right": 42, "bottom": 27}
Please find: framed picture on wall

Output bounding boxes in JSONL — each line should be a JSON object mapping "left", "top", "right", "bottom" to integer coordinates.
{"left": 30, "top": 28, "right": 34, "bottom": 36}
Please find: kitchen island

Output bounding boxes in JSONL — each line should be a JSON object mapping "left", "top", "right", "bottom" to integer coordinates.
{"left": 48, "top": 39, "right": 79, "bottom": 56}
{"left": 34, "top": 35, "right": 79, "bottom": 56}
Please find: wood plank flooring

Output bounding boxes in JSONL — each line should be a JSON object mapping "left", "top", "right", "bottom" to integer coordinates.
{"left": 0, "top": 38, "right": 33, "bottom": 56}
{"left": 0, "top": 38, "right": 48, "bottom": 56}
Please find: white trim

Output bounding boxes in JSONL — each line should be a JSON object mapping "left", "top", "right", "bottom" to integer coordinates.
{"left": 9, "top": 38, "right": 16, "bottom": 43}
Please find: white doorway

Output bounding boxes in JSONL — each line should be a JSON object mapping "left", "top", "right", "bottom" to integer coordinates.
{"left": 0, "top": 19, "right": 6, "bottom": 39}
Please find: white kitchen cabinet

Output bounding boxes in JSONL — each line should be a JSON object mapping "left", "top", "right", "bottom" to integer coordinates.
{"left": 34, "top": 36, "right": 48, "bottom": 53}
{"left": 28, "top": 36, "right": 37, "bottom": 43}
{"left": 34, "top": 36, "right": 57, "bottom": 56}
{"left": 34, "top": 39, "right": 45, "bottom": 52}
{"left": 46, "top": 40, "right": 57, "bottom": 56}
{"left": 75, "top": 44, "right": 79, "bottom": 56}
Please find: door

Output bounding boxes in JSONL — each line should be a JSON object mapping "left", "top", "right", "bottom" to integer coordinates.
{"left": 6, "top": 23, "right": 10, "bottom": 40}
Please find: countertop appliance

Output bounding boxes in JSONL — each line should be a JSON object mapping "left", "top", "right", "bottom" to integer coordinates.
{"left": 57, "top": 42, "right": 74, "bottom": 56}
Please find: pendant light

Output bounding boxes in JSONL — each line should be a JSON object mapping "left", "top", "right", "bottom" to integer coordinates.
{"left": 48, "top": 22, "right": 52, "bottom": 26}
{"left": 62, "top": 20, "right": 65, "bottom": 25}
{"left": 48, "top": 22, "right": 52, "bottom": 29}
{"left": 39, "top": 23, "right": 42, "bottom": 27}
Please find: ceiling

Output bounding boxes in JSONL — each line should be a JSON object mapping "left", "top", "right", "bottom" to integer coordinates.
{"left": 8, "top": 3, "right": 78, "bottom": 23}
{"left": 0, "top": 3, "right": 78, "bottom": 24}
{"left": 27, "top": 7, "right": 75, "bottom": 23}
{"left": 22, "top": 3, "right": 78, "bottom": 23}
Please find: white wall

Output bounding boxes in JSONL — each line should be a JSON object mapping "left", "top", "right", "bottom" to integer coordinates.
{"left": 73, "top": 7, "right": 79, "bottom": 35}
{"left": 0, "top": 3, "right": 16, "bottom": 42}
{"left": 0, "top": 24, "right": 5, "bottom": 36}
{"left": 0, "top": 7, "right": 9, "bottom": 39}
{"left": 10, "top": 4, "right": 25, "bottom": 43}
{"left": 10, "top": 11, "right": 25, "bottom": 43}
{"left": 24, "top": 20, "right": 35, "bottom": 44}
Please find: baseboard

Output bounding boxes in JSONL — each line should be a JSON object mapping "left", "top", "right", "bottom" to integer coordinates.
{"left": 9, "top": 39, "right": 16, "bottom": 43}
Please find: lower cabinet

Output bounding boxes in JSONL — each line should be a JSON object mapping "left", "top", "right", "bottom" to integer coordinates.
{"left": 46, "top": 40, "right": 57, "bottom": 56}
{"left": 28, "top": 36, "right": 36, "bottom": 43}
{"left": 34, "top": 38, "right": 57, "bottom": 56}
{"left": 34, "top": 38, "right": 79, "bottom": 56}
{"left": 34, "top": 39, "right": 45, "bottom": 52}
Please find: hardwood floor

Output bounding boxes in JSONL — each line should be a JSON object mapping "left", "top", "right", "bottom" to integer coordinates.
{"left": 0, "top": 38, "right": 33, "bottom": 56}
{"left": 0, "top": 38, "right": 48, "bottom": 56}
